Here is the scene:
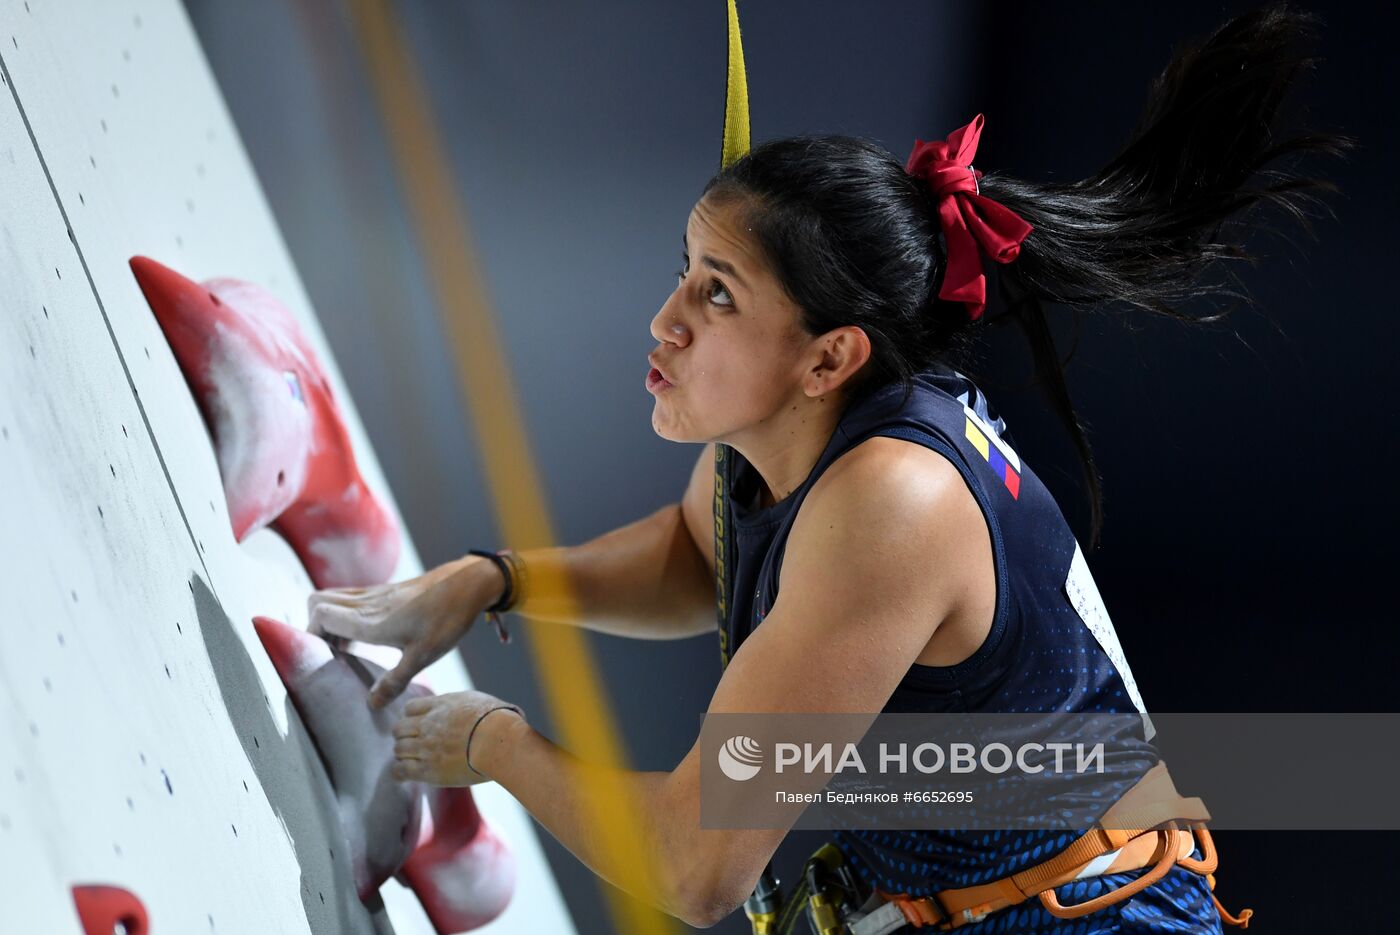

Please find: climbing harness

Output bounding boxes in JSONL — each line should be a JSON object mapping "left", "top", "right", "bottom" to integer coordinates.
{"left": 834, "top": 762, "right": 1254, "bottom": 933}
{"left": 738, "top": 763, "right": 1254, "bottom": 935}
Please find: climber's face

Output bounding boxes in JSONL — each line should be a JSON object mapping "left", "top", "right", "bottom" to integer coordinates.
{"left": 646, "top": 196, "right": 815, "bottom": 445}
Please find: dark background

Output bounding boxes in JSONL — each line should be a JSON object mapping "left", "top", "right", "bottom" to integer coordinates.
{"left": 184, "top": 2, "right": 1398, "bottom": 931}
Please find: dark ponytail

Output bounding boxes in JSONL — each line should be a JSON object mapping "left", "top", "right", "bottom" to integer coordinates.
{"left": 704, "top": 3, "right": 1354, "bottom": 550}
{"left": 981, "top": 3, "right": 1355, "bottom": 548}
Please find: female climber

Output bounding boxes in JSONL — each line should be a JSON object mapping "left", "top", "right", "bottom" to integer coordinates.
{"left": 308, "top": 5, "right": 1349, "bottom": 931}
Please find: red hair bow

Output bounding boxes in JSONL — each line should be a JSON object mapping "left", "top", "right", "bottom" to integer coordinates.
{"left": 905, "top": 113, "right": 1033, "bottom": 321}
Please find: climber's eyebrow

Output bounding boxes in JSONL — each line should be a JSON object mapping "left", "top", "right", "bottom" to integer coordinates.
{"left": 682, "top": 233, "right": 750, "bottom": 291}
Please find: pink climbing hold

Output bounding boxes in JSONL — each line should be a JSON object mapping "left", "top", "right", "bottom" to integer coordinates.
{"left": 252, "top": 616, "right": 514, "bottom": 928}
{"left": 400, "top": 785, "right": 516, "bottom": 933}
{"left": 129, "top": 256, "right": 400, "bottom": 588}
{"left": 71, "top": 884, "right": 148, "bottom": 935}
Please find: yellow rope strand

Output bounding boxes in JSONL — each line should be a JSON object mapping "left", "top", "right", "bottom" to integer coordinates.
{"left": 722, "top": 0, "right": 752, "bottom": 168}
{"left": 342, "top": 2, "right": 680, "bottom": 932}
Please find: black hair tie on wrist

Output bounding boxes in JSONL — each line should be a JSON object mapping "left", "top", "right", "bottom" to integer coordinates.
{"left": 465, "top": 703, "right": 524, "bottom": 776}
{"left": 466, "top": 548, "right": 518, "bottom": 643}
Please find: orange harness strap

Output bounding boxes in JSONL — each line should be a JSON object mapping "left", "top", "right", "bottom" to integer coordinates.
{"left": 874, "top": 763, "right": 1254, "bottom": 930}
{"left": 1183, "top": 827, "right": 1256, "bottom": 929}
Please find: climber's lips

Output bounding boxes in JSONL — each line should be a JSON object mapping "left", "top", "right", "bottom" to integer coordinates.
{"left": 646, "top": 367, "right": 676, "bottom": 393}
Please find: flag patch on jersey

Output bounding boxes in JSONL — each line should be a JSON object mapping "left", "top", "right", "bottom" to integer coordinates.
{"left": 963, "top": 406, "right": 1021, "bottom": 499}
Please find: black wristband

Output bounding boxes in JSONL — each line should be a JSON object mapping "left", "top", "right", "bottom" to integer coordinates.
{"left": 466, "top": 548, "right": 514, "bottom": 613}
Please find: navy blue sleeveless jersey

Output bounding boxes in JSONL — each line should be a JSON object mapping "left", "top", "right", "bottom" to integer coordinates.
{"left": 723, "top": 364, "right": 1222, "bottom": 933}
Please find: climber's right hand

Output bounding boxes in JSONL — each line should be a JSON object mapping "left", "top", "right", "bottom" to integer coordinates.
{"left": 307, "top": 555, "right": 505, "bottom": 709}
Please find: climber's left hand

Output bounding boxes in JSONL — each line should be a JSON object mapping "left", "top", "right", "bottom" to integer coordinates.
{"left": 391, "top": 690, "right": 526, "bottom": 786}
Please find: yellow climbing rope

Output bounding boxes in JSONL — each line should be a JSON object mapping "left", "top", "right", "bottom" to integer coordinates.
{"left": 722, "top": 0, "right": 751, "bottom": 168}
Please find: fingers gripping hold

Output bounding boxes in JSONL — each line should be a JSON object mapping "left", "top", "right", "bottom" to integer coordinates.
{"left": 307, "top": 562, "right": 480, "bottom": 706}
{"left": 403, "top": 696, "right": 435, "bottom": 717}
{"left": 308, "top": 598, "right": 374, "bottom": 643}
{"left": 314, "top": 585, "right": 372, "bottom": 604}
{"left": 392, "top": 759, "right": 424, "bottom": 782}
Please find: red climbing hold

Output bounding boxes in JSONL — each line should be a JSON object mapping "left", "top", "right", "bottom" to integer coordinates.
{"left": 400, "top": 785, "right": 516, "bottom": 933}
{"left": 71, "top": 884, "right": 148, "bottom": 935}
{"left": 129, "top": 256, "right": 400, "bottom": 588}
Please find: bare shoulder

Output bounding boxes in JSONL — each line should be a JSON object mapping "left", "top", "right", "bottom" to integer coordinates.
{"left": 796, "top": 435, "right": 982, "bottom": 548}
{"left": 680, "top": 442, "right": 717, "bottom": 574}
{"left": 781, "top": 436, "right": 991, "bottom": 640}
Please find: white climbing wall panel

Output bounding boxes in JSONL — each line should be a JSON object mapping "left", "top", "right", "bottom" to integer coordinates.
{"left": 0, "top": 1, "right": 574, "bottom": 932}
